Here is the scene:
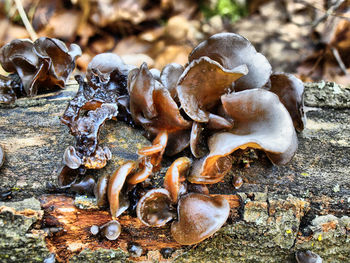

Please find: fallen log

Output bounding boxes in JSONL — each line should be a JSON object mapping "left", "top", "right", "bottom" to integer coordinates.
{"left": 0, "top": 81, "right": 349, "bottom": 262}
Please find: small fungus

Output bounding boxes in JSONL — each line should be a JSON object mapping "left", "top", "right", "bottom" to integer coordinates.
{"left": 100, "top": 220, "right": 122, "bottom": 240}
{"left": 188, "top": 89, "right": 297, "bottom": 184}
{"left": 233, "top": 176, "right": 243, "bottom": 189}
{"left": 295, "top": 250, "right": 323, "bottom": 263}
{"left": 90, "top": 225, "right": 100, "bottom": 235}
{"left": 171, "top": 193, "right": 230, "bottom": 245}
{"left": 128, "top": 243, "right": 143, "bottom": 257}
{"left": 188, "top": 32, "right": 272, "bottom": 91}
{"left": 268, "top": 73, "right": 306, "bottom": 132}
{"left": 108, "top": 161, "right": 135, "bottom": 219}
{"left": 136, "top": 188, "right": 174, "bottom": 227}
{"left": 163, "top": 157, "right": 191, "bottom": 203}
{"left": 63, "top": 146, "right": 82, "bottom": 169}
{"left": 176, "top": 56, "right": 248, "bottom": 122}
{"left": 70, "top": 175, "right": 95, "bottom": 195}
{"left": 94, "top": 174, "right": 109, "bottom": 208}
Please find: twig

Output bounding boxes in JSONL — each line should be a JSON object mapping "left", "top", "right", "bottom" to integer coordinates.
{"left": 295, "top": 0, "right": 349, "bottom": 26}
{"left": 331, "top": 47, "right": 348, "bottom": 75}
{"left": 13, "top": 0, "right": 38, "bottom": 41}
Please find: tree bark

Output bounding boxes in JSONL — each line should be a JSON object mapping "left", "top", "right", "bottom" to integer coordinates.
{"left": 0, "top": 81, "right": 349, "bottom": 262}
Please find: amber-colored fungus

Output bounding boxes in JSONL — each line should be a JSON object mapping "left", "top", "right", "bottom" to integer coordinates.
{"left": 176, "top": 56, "right": 247, "bottom": 122}
{"left": 188, "top": 32, "right": 272, "bottom": 91}
{"left": 188, "top": 89, "right": 297, "bottom": 184}
{"left": 136, "top": 188, "right": 174, "bottom": 227}
{"left": 163, "top": 157, "right": 191, "bottom": 203}
{"left": 108, "top": 161, "right": 135, "bottom": 219}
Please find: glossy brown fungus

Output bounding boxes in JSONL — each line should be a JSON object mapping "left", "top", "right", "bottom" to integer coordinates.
{"left": 136, "top": 188, "right": 174, "bottom": 227}
{"left": 188, "top": 32, "right": 272, "bottom": 91}
{"left": 66, "top": 103, "right": 118, "bottom": 169}
{"left": 171, "top": 193, "right": 230, "bottom": 245}
{"left": 0, "top": 75, "right": 19, "bottom": 104}
{"left": 69, "top": 175, "right": 96, "bottom": 195}
{"left": 163, "top": 157, "right": 191, "bottom": 203}
{"left": 0, "top": 38, "right": 81, "bottom": 97}
{"left": 268, "top": 73, "right": 306, "bottom": 132}
{"left": 176, "top": 56, "right": 248, "bottom": 123}
{"left": 94, "top": 174, "right": 109, "bottom": 208}
{"left": 108, "top": 161, "right": 135, "bottom": 219}
{"left": 160, "top": 63, "right": 184, "bottom": 98}
{"left": 188, "top": 89, "right": 297, "bottom": 184}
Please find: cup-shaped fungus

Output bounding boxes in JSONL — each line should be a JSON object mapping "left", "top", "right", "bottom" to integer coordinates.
{"left": 163, "top": 157, "right": 191, "bottom": 203}
{"left": 160, "top": 63, "right": 184, "bottom": 98}
{"left": 176, "top": 56, "right": 248, "bottom": 123}
{"left": 94, "top": 174, "right": 109, "bottom": 208}
{"left": 100, "top": 220, "right": 122, "bottom": 240}
{"left": 0, "top": 38, "right": 81, "bottom": 97}
{"left": 86, "top": 53, "right": 134, "bottom": 90}
{"left": 70, "top": 175, "right": 96, "bottom": 195}
{"left": 33, "top": 37, "right": 81, "bottom": 89}
{"left": 268, "top": 73, "right": 306, "bottom": 132}
{"left": 128, "top": 62, "right": 191, "bottom": 159}
{"left": 295, "top": 250, "right": 323, "bottom": 263}
{"left": 171, "top": 193, "right": 230, "bottom": 245}
{"left": 188, "top": 89, "right": 297, "bottom": 184}
{"left": 108, "top": 161, "right": 135, "bottom": 219}
{"left": 63, "top": 146, "right": 82, "bottom": 169}
{"left": 188, "top": 32, "right": 272, "bottom": 91}
{"left": 136, "top": 188, "right": 174, "bottom": 227}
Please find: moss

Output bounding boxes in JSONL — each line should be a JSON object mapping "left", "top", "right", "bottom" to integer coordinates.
{"left": 70, "top": 248, "right": 128, "bottom": 263}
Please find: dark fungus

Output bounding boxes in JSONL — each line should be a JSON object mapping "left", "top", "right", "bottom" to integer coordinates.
{"left": 69, "top": 175, "right": 96, "bottom": 195}
{"left": 163, "top": 157, "right": 191, "bottom": 203}
{"left": 54, "top": 32, "right": 306, "bottom": 247}
{"left": 0, "top": 37, "right": 81, "bottom": 97}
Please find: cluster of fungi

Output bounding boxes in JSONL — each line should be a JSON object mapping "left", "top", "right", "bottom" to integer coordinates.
{"left": 0, "top": 33, "right": 305, "bottom": 246}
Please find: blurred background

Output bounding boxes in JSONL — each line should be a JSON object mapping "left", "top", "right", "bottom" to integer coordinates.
{"left": 1, "top": 0, "right": 349, "bottom": 84}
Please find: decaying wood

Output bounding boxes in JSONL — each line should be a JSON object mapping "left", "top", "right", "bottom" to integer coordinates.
{"left": 40, "top": 194, "right": 240, "bottom": 262}
{"left": 0, "top": 81, "right": 349, "bottom": 262}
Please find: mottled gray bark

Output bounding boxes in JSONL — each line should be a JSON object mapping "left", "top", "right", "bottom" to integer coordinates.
{"left": 0, "top": 81, "right": 349, "bottom": 262}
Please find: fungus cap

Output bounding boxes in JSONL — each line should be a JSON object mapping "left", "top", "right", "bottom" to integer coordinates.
{"left": 188, "top": 89, "right": 297, "bottom": 184}
{"left": 188, "top": 32, "right": 272, "bottom": 91}
{"left": 171, "top": 193, "right": 229, "bottom": 245}
{"left": 136, "top": 188, "right": 174, "bottom": 227}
